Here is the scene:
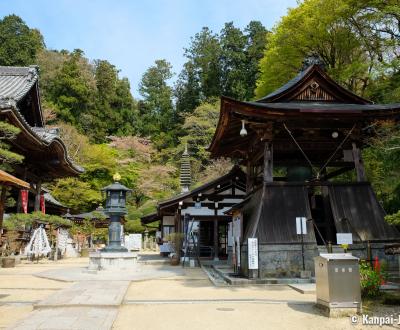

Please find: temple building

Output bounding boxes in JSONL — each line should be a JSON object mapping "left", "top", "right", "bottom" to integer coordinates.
{"left": 209, "top": 59, "right": 400, "bottom": 277}
{"left": 141, "top": 152, "right": 246, "bottom": 260}
{"left": 0, "top": 66, "right": 83, "bottom": 215}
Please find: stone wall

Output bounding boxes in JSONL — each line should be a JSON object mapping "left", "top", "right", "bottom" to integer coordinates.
{"left": 240, "top": 243, "right": 319, "bottom": 278}
{"left": 240, "top": 242, "right": 399, "bottom": 278}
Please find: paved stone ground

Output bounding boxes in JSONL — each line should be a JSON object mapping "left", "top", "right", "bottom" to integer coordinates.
{"left": 36, "top": 281, "right": 130, "bottom": 308}
{"left": 11, "top": 307, "right": 117, "bottom": 330}
{"left": 1, "top": 255, "right": 399, "bottom": 330}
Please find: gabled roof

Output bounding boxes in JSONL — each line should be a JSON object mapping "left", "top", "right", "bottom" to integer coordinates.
{"left": 157, "top": 165, "right": 246, "bottom": 211}
{"left": 256, "top": 64, "right": 371, "bottom": 104}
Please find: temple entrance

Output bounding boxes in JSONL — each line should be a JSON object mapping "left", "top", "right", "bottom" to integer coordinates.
{"left": 309, "top": 187, "right": 337, "bottom": 245}
{"left": 198, "top": 221, "right": 229, "bottom": 259}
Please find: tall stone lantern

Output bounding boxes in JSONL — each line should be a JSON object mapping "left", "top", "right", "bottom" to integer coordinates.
{"left": 101, "top": 173, "right": 132, "bottom": 252}
{"left": 89, "top": 173, "right": 137, "bottom": 271}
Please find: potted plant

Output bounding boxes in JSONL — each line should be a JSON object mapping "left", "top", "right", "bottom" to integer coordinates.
{"left": 167, "top": 232, "right": 183, "bottom": 266}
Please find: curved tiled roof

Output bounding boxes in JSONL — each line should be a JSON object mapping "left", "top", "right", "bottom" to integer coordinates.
{"left": 0, "top": 65, "right": 84, "bottom": 176}
{"left": 0, "top": 66, "right": 39, "bottom": 101}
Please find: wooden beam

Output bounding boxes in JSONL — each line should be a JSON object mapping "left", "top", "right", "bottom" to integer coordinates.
{"left": 263, "top": 142, "right": 273, "bottom": 183}
{"left": 352, "top": 142, "right": 366, "bottom": 182}
{"left": 322, "top": 166, "right": 354, "bottom": 180}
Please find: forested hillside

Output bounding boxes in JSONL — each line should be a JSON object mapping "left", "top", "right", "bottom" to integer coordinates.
{"left": 1, "top": 0, "right": 400, "bottom": 230}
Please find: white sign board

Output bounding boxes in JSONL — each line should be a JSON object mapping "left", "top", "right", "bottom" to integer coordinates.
{"left": 233, "top": 216, "right": 241, "bottom": 238}
{"left": 248, "top": 238, "right": 259, "bottom": 270}
{"left": 296, "top": 217, "right": 307, "bottom": 235}
{"left": 336, "top": 233, "right": 353, "bottom": 245}
{"left": 126, "top": 234, "right": 142, "bottom": 251}
{"left": 227, "top": 222, "right": 233, "bottom": 247}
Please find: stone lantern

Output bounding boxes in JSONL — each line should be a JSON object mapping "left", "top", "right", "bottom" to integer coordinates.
{"left": 101, "top": 173, "right": 132, "bottom": 252}
{"left": 89, "top": 173, "right": 137, "bottom": 271}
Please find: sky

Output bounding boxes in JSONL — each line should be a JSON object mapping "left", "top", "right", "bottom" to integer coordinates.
{"left": 0, "top": 0, "right": 297, "bottom": 98}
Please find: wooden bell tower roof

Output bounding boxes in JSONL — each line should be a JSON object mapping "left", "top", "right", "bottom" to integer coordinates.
{"left": 209, "top": 64, "right": 400, "bottom": 163}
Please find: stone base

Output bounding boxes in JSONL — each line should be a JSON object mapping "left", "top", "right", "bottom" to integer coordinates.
{"left": 316, "top": 300, "right": 362, "bottom": 318}
{"left": 89, "top": 251, "right": 138, "bottom": 270}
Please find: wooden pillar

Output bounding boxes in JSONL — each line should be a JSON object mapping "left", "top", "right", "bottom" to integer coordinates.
{"left": 352, "top": 142, "right": 366, "bottom": 182}
{"left": 246, "top": 160, "right": 252, "bottom": 193}
{"left": 34, "top": 181, "right": 42, "bottom": 212}
{"left": 263, "top": 142, "right": 273, "bottom": 183}
{"left": 213, "top": 206, "right": 219, "bottom": 261}
{"left": 0, "top": 186, "right": 7, "bottom": 232}
{"left": 16, "top": 168, "right": 27, "bottom": 213}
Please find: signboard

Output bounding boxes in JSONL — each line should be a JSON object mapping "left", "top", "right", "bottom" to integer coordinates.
{"left": 247, "top": 238, "right": 258, "bottom": 270}
{"left": 336, "top": 233, "right": 353, "bottom": 245}
{"left": 296, "top": 217, "right": 307, "bottom": 235}
{"left": 125, "top": 234, "right": 142, "bottom": 251}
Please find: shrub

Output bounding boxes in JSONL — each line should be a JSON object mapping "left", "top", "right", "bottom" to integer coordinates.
{"left": 360, "top": 261, "right": 382, "bottom": 298}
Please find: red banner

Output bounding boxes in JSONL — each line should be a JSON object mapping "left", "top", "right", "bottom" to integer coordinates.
{"left": 40, "top": 193, "right": 45, "bottom": 214}
{"left": 20, "top": 189, "right": 28, "bottom": 214}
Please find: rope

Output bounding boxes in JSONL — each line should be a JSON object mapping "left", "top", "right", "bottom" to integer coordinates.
{"left": 283, "top": 122, "right": 356, "bottom": 181}
{"left": 317, "top": 124, "right": 356, "bottom": 178}
{"left": 283, "top": 123, "right": 317, "bottom": 176}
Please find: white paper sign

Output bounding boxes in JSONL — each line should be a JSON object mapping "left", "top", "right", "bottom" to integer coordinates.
{"left": 227, "top": 222, "right": 233, "bottom": 247}
{"left": 336, "top": 233, "right": 353, "bottom": 245}
{"left": 233, "top": 216, "right": 241, "bottom": 238}
{"left": 296, "top": 217, "right": 307, "bottom": 235}
{"left": 248, "top": 238, "right": 258, "bottom": 270}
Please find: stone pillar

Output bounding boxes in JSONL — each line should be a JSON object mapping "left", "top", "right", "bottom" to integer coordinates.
{"left": 103, "top": 214, "right": 127, "bottom": 252}
{"left": 352, "top": 142, "right": 366, "bottom": 182}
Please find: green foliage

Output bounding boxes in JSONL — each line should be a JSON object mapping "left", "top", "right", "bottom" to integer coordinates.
{"left": 51, "top": 177, "right": 102, "bottom": 212}
{"left": 385, "top": 211, "right": 400, "bottom": 225}
{"left": 180, "top": 101, "right": 220, "bottom": 169}
{"left": 0, "top": 121, "right": 23, "bottom": 169}
{"left": 363, "top": 121, "right": 400, "bottom": 213}
{"left": 255, "top": 0, "right": 400, "bottom": 102}
{"left": 360, "top": 261, "right": 382, "bottom": 298}
{"left": 178, "top": 21, "right": 268, "bottom": 114}
{"left": 138, "top": 59, "right": 176, "bottom": 147}
{"left": 4, "top": 212, "right": 71, "bottom": 230}
{"left": 0, "top": 15, "right": 44, "bottom": 66}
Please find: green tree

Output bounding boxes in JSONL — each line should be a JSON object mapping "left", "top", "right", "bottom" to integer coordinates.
{"left": 180, "top": 101, "right": 220, "bottom": 171}
{"left": 243, "top": 21, "right": 269, "bottom": 100}
{"left": 0, "top": 15, "right": 44, "bottom": 66}
{"left": 184, "top": 27, "right": 222, "bottom": 100}
{"left": 49, "top": 49, "right": 96, "bottom": 130}
{"left": 0, "top": 122, "right": 23, "bottom": 169}
{"left": 138, "top": 59, "right": 176, "bottom": 148}
{"left": 255, "top": 0, "right": 400, "bottom": 101}
{"left": 174, "top": 61, "right": 201, "bottom": 117}
{"left": 220, "top": 22, "right": 247, "bottom": 99}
